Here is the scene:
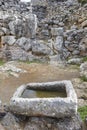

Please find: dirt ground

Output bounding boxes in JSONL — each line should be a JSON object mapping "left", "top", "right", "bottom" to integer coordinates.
{"left": 0, "top": 62, "right": 80, "bottom": 103}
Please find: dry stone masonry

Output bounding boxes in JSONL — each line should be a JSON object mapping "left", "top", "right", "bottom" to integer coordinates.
{"left": 0, "top": 0, "right": 87, "bottom": 63}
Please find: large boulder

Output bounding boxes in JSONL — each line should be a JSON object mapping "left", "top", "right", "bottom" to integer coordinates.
{"left": 16, "top": 37, "right": 32, "bottom": 51}
{"left": 32, "top": 40, "right": 51, "bottom": 55}
{"left": 8, "top": 14, "right": 37, "bottom": 38}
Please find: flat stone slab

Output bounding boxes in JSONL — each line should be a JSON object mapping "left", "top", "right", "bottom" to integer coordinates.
{"left": 10, "top": 80, "right": 77, "bottom": 118}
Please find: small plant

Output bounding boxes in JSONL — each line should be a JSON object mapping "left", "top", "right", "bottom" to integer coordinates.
{"left": 82, "top": 56, "right": 87, "bottom": 62}
{"left": 78, "top": 0, "right": 87, "bottom": 4}
{"left": 0, "top": 60, "right": 5, "bottom": 66}
{"left": 80, "top": 75, "right": 87, "bottom": 82}
{"left": 78, "top": 106, "right": 87, "bottom": 120}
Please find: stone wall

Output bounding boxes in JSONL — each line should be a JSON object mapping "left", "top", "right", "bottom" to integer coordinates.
{"left": 32, "top": 0, "right": 87, "bottom": 60}
{"left": 0, "top": 0, "right": 87, "bottom": 62}
{"left": 0, "top": 0, "right": 32, "bottom": 13}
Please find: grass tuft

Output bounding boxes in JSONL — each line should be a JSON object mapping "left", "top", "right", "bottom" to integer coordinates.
{"left": 82, "top": 56, "right": 87, "bottom": 62}
{"left": 0, "top": 60, "right": 5, "bottom": 66}
{"left": 80, "top": 75, "right": 87, "bottom": 82}
{"left": 78, "top": 106, "right": 87, "bottom": 120}
{"left": 78, "top": 0, "right": 87, "bottom": 4}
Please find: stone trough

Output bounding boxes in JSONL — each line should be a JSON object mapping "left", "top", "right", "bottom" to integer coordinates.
{"left": 10, "top": 80, "right": 77, "bottom": 118}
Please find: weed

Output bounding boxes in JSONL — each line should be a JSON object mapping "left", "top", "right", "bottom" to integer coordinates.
{"left": 80, "top": 75, "right": 87, "bottom": 82}
{"left": 82, "top": 57, "right": 87, "bottom": 62}
{"left": 0, "top": 60, "right": 5, "bottom": 66}
{"left": 78, "top": 106, "right": 87, "bottom": 120}
{"left": 78, "top": 0, "right": 87, "bottom": 4}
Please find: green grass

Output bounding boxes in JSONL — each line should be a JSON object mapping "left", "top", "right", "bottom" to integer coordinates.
{"left": 82, "top": 56, "right": 87, "bottom": 62}
{"left": 78, "top": 0, "right": 87, "bottom": 4}
{"left": 78, "top": 106, "right": 87, "bottom": 120}
{"left": 0, "top": 60, "right": 5, "bottom": 66}
{"left": 80, "top": 75, "right": 87, "bottom": 82}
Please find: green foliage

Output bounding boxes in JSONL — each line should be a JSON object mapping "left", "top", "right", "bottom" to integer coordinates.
{"left": 0, "top": 60, "right": 5, "bottom": 66}
{"left": 78, "top": 0, "right": 87, "bottom": 4}
{"left": 82, "top": 56, "right": 87, "bottom": 62}
{"left": 80, "top": 75, "right": 87, "bottom": 82}
{"left": 78, "top": 106, "right": 87, "bottom": 120}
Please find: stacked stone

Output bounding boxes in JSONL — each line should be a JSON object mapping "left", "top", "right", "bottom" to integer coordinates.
{"left": 0, "top": 0, "right": 38, "bottom": 61}
{"left": 0, "top": 0, "right": 31, "bottom": 13}
{"left": 0, "top": 0, "right": 87, "bottom": 62}
{"left": 32, "top": 0, "right": 87, "bottom": 60}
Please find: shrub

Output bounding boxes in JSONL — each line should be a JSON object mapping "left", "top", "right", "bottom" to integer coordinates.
{"left": 78, "top": 0, "right": 87, "bottom": 4}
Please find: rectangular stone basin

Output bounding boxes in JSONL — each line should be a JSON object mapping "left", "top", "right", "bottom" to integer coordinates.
{"left": 10, "top": 80, "right": 77, "bottom": 118}
{"left": 21, "top": 88, "right": 67, "bottom": 99}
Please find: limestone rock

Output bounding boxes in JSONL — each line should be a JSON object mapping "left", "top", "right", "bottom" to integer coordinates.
{"left": 82, "top": 20, "right": 87, "bottom": 28}
{"left": 49, "top": 55, "right": 64, "bottom": 65}
{"left": 32, "top": 41, "right": 51, "bottom": 55}
{"left": 51, "top": 27, "right": 63, "bottom": 36}
{"left": 24, "top": 115, "right": 82, "bottom": 130}
{"left": 1, "top": 27, "right": 10, "bottom": 35}
{"left": 1, "top": 36, "right": 16, "bottom": 46}
{"left": 53, "top": 36, "right": 63, "bottom": 53}
{"left": 80, "top": 62, "right": 87, "bottom": 72}
{"left": 0, "top": 29, "right": 4, "bottom": 36}
{"left": 16, "top": 37, "right": 32, "bottom": 51}
{"left": 79, "top": 37, "right": 87, "bottom": 55}
{"left": 8, "top": 14, "right": 37, "bottom": 38}
{"left": 80, "top": 62, "right": 87, "bottom": 78}
{"left": 68, "top": 58, "right": 83, "bottom": 65}
{"left": 1, "top": 112, "right": 21, "bottom": 130}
